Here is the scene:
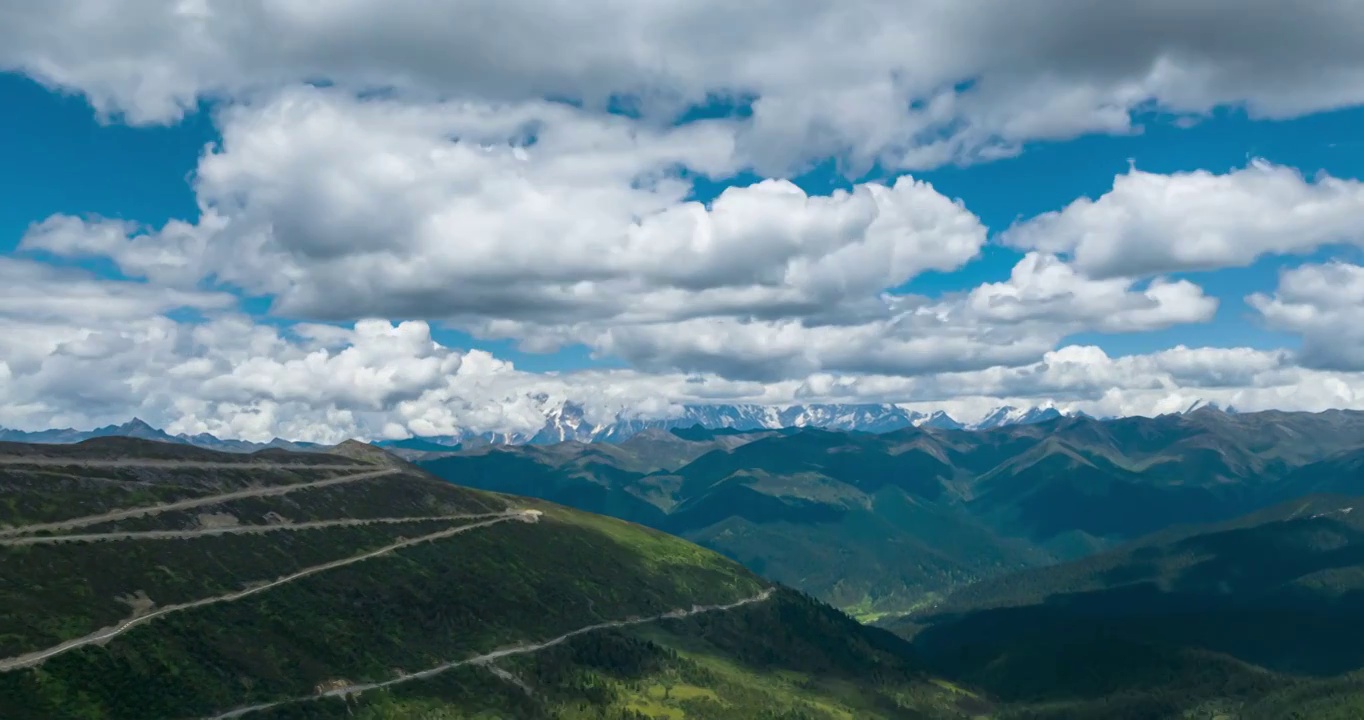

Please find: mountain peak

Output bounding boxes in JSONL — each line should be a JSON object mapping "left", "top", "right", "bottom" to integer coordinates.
{"left": 915, "top": 410, "right": 965, "bottom": 430}
{"left": 105, "top": 417, "right": 174, "bottom": 440}
{"left": 624, "top": 427, "right": 681, "bottom": 442}
{"left": 971, "top": 405, "right": 1063, "bottom": 430}
{"left": 327, "top": 439, "right": 401, "bottom": 465}
{"left": 1182, "top": 399, "right": 1238, "bottom": 416}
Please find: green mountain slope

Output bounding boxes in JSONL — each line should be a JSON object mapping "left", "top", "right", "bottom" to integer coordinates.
{"left": 0, "top": 439, "right": 982, "bottom": 720}
{"left": 893, "top": 495, "right": 1364, "bottom": 719}
{"left": 1274, "top": 445, "right": 1364, "bottom": 500}
{"left": 421, "top": 410, "right": 1364, "bottom": 619}
{"left": 425, "top": 427, "right": 1047, "bottom": 620}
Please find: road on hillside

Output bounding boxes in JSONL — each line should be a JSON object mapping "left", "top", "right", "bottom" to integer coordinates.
{"left": 0, "top": 510, "right": 540, "bottom": 672}
{"left": 0, "top": 458, "right": 368, "bottom": 469}
{"left": 0, "top": 512, "right": 513, "bottom": 546}
{"left": 0, "top": 468, "right": 401, "bottom": 537}
{"left": 203, "top": 585, "right": 774, "bottom": 719}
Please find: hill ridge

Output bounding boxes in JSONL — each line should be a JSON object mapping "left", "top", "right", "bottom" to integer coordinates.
{"left": 0, "top": 435, "right": 979, "bottom": 719}
{"left": 203, "top": 587, "right": 776, "bottom": 720}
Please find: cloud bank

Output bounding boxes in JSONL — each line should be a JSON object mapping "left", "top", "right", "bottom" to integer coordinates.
{"left": 3, "top": 2, "right": 1363, "bottom": 439}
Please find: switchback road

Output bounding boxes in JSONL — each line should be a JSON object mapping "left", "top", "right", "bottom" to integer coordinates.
{"left": 0, "top": 510, "right": 539, "bottom": 672}
{"left": 202, "top": 586, "right": 774, "bottom": 719}
{"left": 0, "top": 468, "right": 400, "bottom": 537}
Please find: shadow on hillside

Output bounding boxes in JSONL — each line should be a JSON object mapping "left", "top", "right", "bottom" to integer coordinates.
{"left": 910, "top": 519, "right": 1364, "bottom": 706}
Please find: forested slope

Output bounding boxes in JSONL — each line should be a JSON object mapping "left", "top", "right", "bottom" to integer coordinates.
{"left": 0, "top": 438, "right": 981, "bottom": 720}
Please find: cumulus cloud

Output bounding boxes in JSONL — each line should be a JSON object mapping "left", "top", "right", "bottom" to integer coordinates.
{"left": 20, "top": 89, "right": 1228, "bottom": 383}
{"left": 1, "top": 308, "right": 1359, "bottom": 441}
{"left": 24, "top": 89, "right": 981, "bottom": 322}
{"left": 4, "top": 2, "right": 1363, "bottom": 438}
{"left": 581, "top": 315, "right": 1056, "bottom": 381}
{"left": 0, "top": 258, "right": 233, "bottom": 322}
{"left": 960, "top": 253, "right": 1217, "bottom": 331}
{"left": 5, "top": 1, "right": 1364, "bottom": 170}
{"left": 1249, "top": 261, "right": 1364, "bottom": 371}
{"left": 1002, "top": 160, "right": 1364, "bottom": 278}
{"left": 0, "top": 252, "right": 1338, "bottom": 441}
{"left": 540, "top": 252, "right": 1217, "bottom": 380}
{"left": 22, "top": 214, "right": 220, "bottom": 288}
{"left": 0, "top": 310, "right": 766, "bottom": 441}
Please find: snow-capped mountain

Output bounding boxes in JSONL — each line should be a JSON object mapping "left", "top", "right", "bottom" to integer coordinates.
{"left": 915, "top": 410, "right": 966, "bottom": 430}
{"left": 967, "top": 405, "right": 1065, "bottom": 431}
{"left": 602, "top": 403, "right": 927, "bottom": 440}
{"left": 543, "top": 403, "right": 783, "bottom": 444}
{"left": 0, "top": 402, "right": 1078, "bottom": 450}
{"left": 506, "top": 402, "right": 1022, "bottom": 443}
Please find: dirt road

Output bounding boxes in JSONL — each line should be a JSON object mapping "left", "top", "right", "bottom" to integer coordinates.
{"left": 0, "top": 467, "right": 400, "bottom": 537}
{"left": 0, "top": 510, "right": 539, "bottom": 672}
{"left": 0, "top": 458, "right": 367, "bottom": 469}
{"left": 202, "top": 585, "right": 774, "bottom": 719}
{"left": 0, "top": 512, "right": 511, "bottom": 546}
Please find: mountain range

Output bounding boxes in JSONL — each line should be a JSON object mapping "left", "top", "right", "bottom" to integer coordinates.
{"left": 6, "top": 412, "right": 1364, "bottom": 718}
{"left": 417, "top": 407, "right": 1364, "bottom": 621}
{"left": 895, "top": 492, "right": 1364, "bottom": 718}
{"left": 0, "top": 401, "right": 1100, "bottom": 451}
{"left": 0, "top": 418, "right": 323, "bottom": 453}
{"left": 451, "top": 401, "right": 1074, "bottom": 444}
{"left": 0, "top": 437, "right": 982, "bottom": 719}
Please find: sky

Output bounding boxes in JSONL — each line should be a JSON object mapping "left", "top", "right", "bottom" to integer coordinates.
{"left": 3, "top": 1, "right": 1364, "bottom": 443}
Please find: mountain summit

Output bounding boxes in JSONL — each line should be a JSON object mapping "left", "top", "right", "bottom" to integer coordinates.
{"left": 1, "top": 402, "right": 1075, "bottom": 450}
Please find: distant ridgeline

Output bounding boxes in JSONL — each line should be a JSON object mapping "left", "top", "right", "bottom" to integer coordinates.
{"left": 416, "top": 408, "right": 1364, "bottom": 620}
{"left": 5, "top": 410, "right": 1364, "bottom": 719}
{"left": 0, "top": 437, "right": 984, "bottom": 720}
{"left": 0, "top": 401, "right": 1077, "bottom": 451}
{"left": 891, "top": 493, "right": 1364, "bottom": 718}
{"left": 417, "top": 408, "right": 1364, "bottom": 717}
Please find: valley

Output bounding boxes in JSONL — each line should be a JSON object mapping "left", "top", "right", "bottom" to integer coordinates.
{"left": 0, "top": 438, "right": 979, "bottom": 720}
{"left": 0, "top": 401, "right": 1061, "bottom": 453}
{"left": 418, "top": 407, "right": 1364, "bottom": 620}
{"left": 6, "top": 407, "right": 1364, "bottom": 718}
{"left": 895, "top": 493, "right": 1364, "bottom": 718}
{"left": 7, "top": 4, "right": 1362, "bottom": 717}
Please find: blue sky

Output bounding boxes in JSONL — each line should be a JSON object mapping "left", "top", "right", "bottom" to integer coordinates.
{"left": 3, "top": 2, "right": 1364, "bottom": 441}
{"left": 7, "top": 70, "right": 1360, "bottom": 365}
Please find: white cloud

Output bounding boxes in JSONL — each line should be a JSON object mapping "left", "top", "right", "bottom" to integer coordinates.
{"left": 1249, "top": 261, "right": 1364, "bottom": 371}
{"left": 581, "top": 315, "right": 1057, "bottom": 381}
{"left": 0, "top": 255, "right": 1247, "bottom": 444}
{"left": 5, "top": 1, "right": 1364, "bottom": 171}
{"left": 22, "top": 214, "right": 220, "bottom": 288}
{"left": 0, "top": 257, "right": 233, "bottom": 322}
{"left": 1002, "top": 160, "right": 1364, "bottom": 278}
{"left": 25, "top": 89, "right": 980, "bottom": 322}
{"left": 543, "top": 252, "right": 1216, "bottom": 380}
{"left": 0, "top": 308, "right": 1359, "bottom": 442}
{"left": 960, "top": 252, "right": 1217, "bottom": 332}
{"left": 803, "top": 343, "right": 1357, "bottom": 422}
{"left": 4, "top": 2, "right": 1364, "bottom": 438}
{"left": 21, "top": 89, "right": 1229, "bottom": 383}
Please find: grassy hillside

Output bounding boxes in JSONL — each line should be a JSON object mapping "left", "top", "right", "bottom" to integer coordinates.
{"left": 0, "top": 438, "right": 981, "bottom": 720}
{"left": 891, "top": 495, "right": 1364, "bottom": 718}
{"left": 421, "top": 410, "right": 1364, "bottom": 619}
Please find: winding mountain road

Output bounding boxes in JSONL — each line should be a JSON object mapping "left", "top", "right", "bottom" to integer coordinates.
{"left": 0, "top": 512, "right": 511, "bottom": 546}
{"left": 0, "top": 510, "right": 539, "bottom": 672}
{"left": 0, "top": 458, "right": 368, "bottom": 469}
{"left": 0, "top": 467, "right": 400, "bottom": 537}
{"left": 203, "top": 586, "right": 775, "bottom": 719}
